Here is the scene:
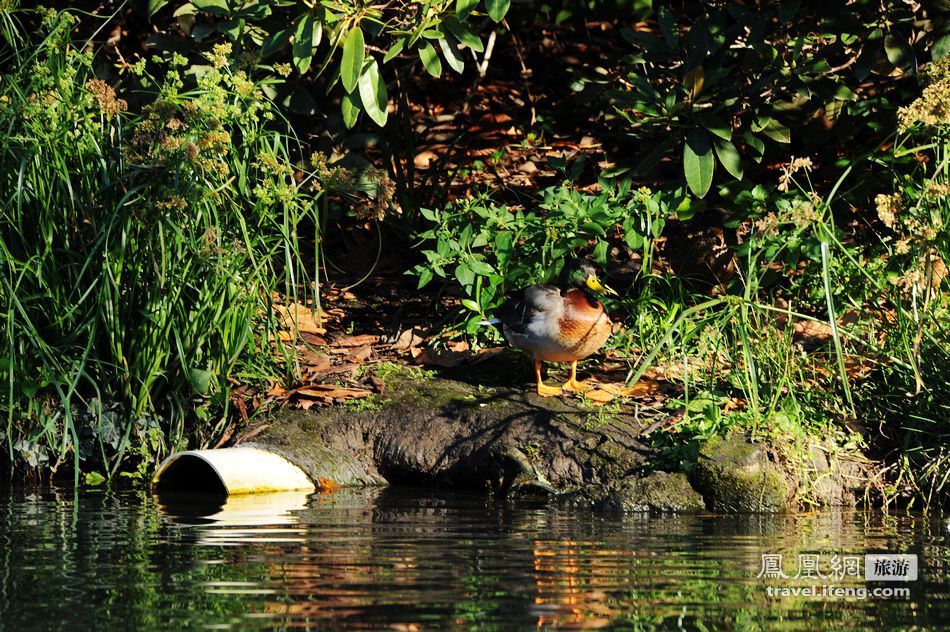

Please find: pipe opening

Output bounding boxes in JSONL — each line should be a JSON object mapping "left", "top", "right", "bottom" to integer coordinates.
{"left": 153, "top": 454, "right": 228, "bottom": 495}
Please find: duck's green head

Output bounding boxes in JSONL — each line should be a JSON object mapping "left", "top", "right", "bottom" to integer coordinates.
{"left": 560, "top": 259, "right": 617, "bottom": 296}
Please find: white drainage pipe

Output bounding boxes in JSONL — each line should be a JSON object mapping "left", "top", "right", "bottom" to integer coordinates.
{"left": 152, "top": 447, "right": 316, "bottom": 496}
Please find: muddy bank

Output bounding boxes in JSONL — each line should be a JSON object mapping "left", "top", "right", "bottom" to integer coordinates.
{"left": 238, "top": 373, "right": 874, "bottom": 512}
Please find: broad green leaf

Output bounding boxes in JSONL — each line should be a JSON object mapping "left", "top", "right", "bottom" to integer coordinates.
{"left": 189, "top": 368, "right": 214, "bottom": 394}
{"left": 358, "top": 59, "right": 389, "bottom": 127}
{"left": 582, "top": 222, "right": 607, "bottom": 237}
{"left": 824, "top": 99, "right": 845, "bottom": 121}
{"left": 714, "top": 139, "right": 744, "bottom": 180}
{"left": 85, "top": 472, "right": 107, "bottom": 486}
{"left": 383, "top": 38, "right": 405, "bottom": 63}
{"left": 624, "top": 229, "right": 644, "bottom": 250}
{"left": 461, "top": 298, "right": 481, "bottom": 311}
{"left": 696, "top": 113, "right": 731, "bottom": 140}
{"left": 684, "top": 65, "right": 704, "bottom": 100}
{"left": 485, "top": 0, "right": 511, "bottom": 23}
{"left": 292, "top": 16, "right": 314, "bottom": 73}
{"left": 218, "top": 18, "right": 243, "bottom": 40}
{"left": 173, "top": 4, "right": 197, "bottom": 17}
{"left": 743, "top": 131, "right": 765, "bottom": 163}
{"left": 761, "top": 121, "right": 791, "bottom": 143}
{"left": 261, "top": 27, "right": 291, "bottom": 58}
{"left": 341, "top": 90, "right": 359, "bottom": 128}
{"left": 149, "top": 0, "right": 172, "bottom": 17}
{"left": 441, "top": 16, "right": 484, "bottom": 52}
{"left": 468, "top": 260, "right": 494, "bottom": 275}
{"left": 192, "top": 0, "right": 229, "bottom": 15}
{"left": 437, "top": 32, "right": 464, "bottom": 73}
{"left": 884, "top": 34, "right": 914, "bottom": 69}
{"left": 418, "top": 41, "right": 442, "bottom": 77}
{"left": 341, "top": 26, "right": 365, "bottom": 93}
{"left": 455, "top": 262, "right": 475, "bottom": 287}
{"left": 456, "top": 0, "right": 478, "bottom": 20}
{"left": 417, "top": 268, "right": 434, "bottom": 288}
{"left": 833, "top": 84, "right": 857, "bottom": 101}
{"left": 657, "top": 5, "right": 678, "bottom": 47}
{"left": 683, "top": 128, "right": 714, "bottom": 198}
{"left": 751, "top": 115, "right": 772, "bottom": 132}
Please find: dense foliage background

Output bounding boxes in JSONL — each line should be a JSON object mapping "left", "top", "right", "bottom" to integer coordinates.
{"left": 0, "top": 1, "right": 947, "bottom": 506}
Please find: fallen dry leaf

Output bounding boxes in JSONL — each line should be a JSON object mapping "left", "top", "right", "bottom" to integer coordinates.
{"left": 297, "top": 385, "right": 372, "bottom": 399}
{"left": 300, "top": 331, "right": 327, "bottom": 346}
{"left": 275, "top": 302, "right": 327, "bottom": 336}
{"left": 414, "top": 150, "right": 438, "bottom": 169}
{"left": 583, "top": 389, "right": 617, "bottom": 404}
{"left": 368, "top": 375, "right": 386, "bottom": 394}
{"left": 212, "top": 424, "right": 235, "bottom": 449}
{"left": 392, "top": 327, "right": 426, "bottom": 352}
{"left": 347, "top": 344, "right": 374, "bottom": 363}
{"left": 298, "top": 348, "right": 332, "bottom": 372}
{"left": 234, "top": 424, "right": 270, "bottom": 445}
{"left": 578, "top": 378, "right": 664, "bottom": 405}
{"left": 334, "top": 334, "right": 380, "bottom": 347}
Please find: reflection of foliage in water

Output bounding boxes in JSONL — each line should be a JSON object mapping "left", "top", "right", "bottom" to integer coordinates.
{"left": 0, "top": 489, "right": 946, "bottom": 629}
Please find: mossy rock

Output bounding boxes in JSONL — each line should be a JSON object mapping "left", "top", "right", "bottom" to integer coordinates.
{"left": 242, "top": 374, "right": 663, "bottom": 492}
{"left": 690, "top": 433, "right": 790, "bottom": 512}
{"left": 607, "top": 472, "right": 705, "bottom": 512}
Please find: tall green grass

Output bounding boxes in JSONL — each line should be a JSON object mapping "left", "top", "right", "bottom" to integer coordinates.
{"left": 0, "top": 9, "right": 318, "bottom": 479}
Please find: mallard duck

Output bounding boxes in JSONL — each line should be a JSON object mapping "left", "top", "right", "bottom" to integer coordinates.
{"left": 482, "top": 259, "right": 616, "bottom": 397}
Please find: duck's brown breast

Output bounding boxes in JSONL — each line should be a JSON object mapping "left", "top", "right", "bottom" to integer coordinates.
{"left": 554, "top": 290, "right": 612, "bottom": 360}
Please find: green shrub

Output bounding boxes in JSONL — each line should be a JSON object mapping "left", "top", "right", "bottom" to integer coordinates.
{"left": 148, "top": 0, "right": 501, "bottom": 127}
{"left": 589, "top": 0, "right": 943, "bottom": 197}
{"left": 410, "top": 181, "right": 674, "bottom": 337}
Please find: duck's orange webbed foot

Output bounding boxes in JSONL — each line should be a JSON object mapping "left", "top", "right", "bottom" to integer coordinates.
{"left": 561, "top": 361, "right": 591, "bottom": 393}
{"left": 535, "top": 361, "right": 563, "bottom": 397}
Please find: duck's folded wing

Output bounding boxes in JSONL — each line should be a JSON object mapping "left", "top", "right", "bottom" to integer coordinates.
{"left": 494, "top": 285, "right": 561, "bottom": 334}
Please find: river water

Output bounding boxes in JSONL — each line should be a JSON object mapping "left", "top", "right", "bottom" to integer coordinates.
{"left": 0, "top": 485, "right": 947, "bottom": 630}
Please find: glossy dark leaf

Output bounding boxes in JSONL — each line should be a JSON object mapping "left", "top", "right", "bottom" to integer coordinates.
{"left": 341, "top": 90, "right": 360, "bottom": 128}
{"left": 292, "top": 16, "right": 314, "bottom": 73}
{"left": 341, "top": 26, "right": 365, "bottom": 93}
{"left": 441, "top": 16, "right": 484, "bottom": 52}
{"left": 358, "top": 58, "right": 388, "bottom": 127}
{"left": 437, "top": 32, "right": 464, "bottom": 74}
{"left": 148, "top": 0, "right": 171, "bottom": 17}
{"left": 192, "top": 0, "right": 230, "bottom": 16}
{"left": 683, "top": 128, "right": 714, "bottom": 198}
{"left": 418, "top": 41, "right": 442, "bottom": 77}
{"left": 486, "top": 0, "right": 511, "bottom": 23}
{"left": 714, "top": 138, "right": 744, "bottom": 180}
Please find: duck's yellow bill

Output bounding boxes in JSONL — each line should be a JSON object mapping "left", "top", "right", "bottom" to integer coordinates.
{"left": 586, "top": 275, "right": 618, "bottom": 296}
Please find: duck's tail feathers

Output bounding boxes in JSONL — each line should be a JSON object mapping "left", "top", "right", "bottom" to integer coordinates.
{"left": 478, "top": 317, "right": 502, "bottom": 326}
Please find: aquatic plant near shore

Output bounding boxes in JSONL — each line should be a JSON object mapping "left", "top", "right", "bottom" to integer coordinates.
{"left": 0, "top": 8, "right": 323, "bottom": 480}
